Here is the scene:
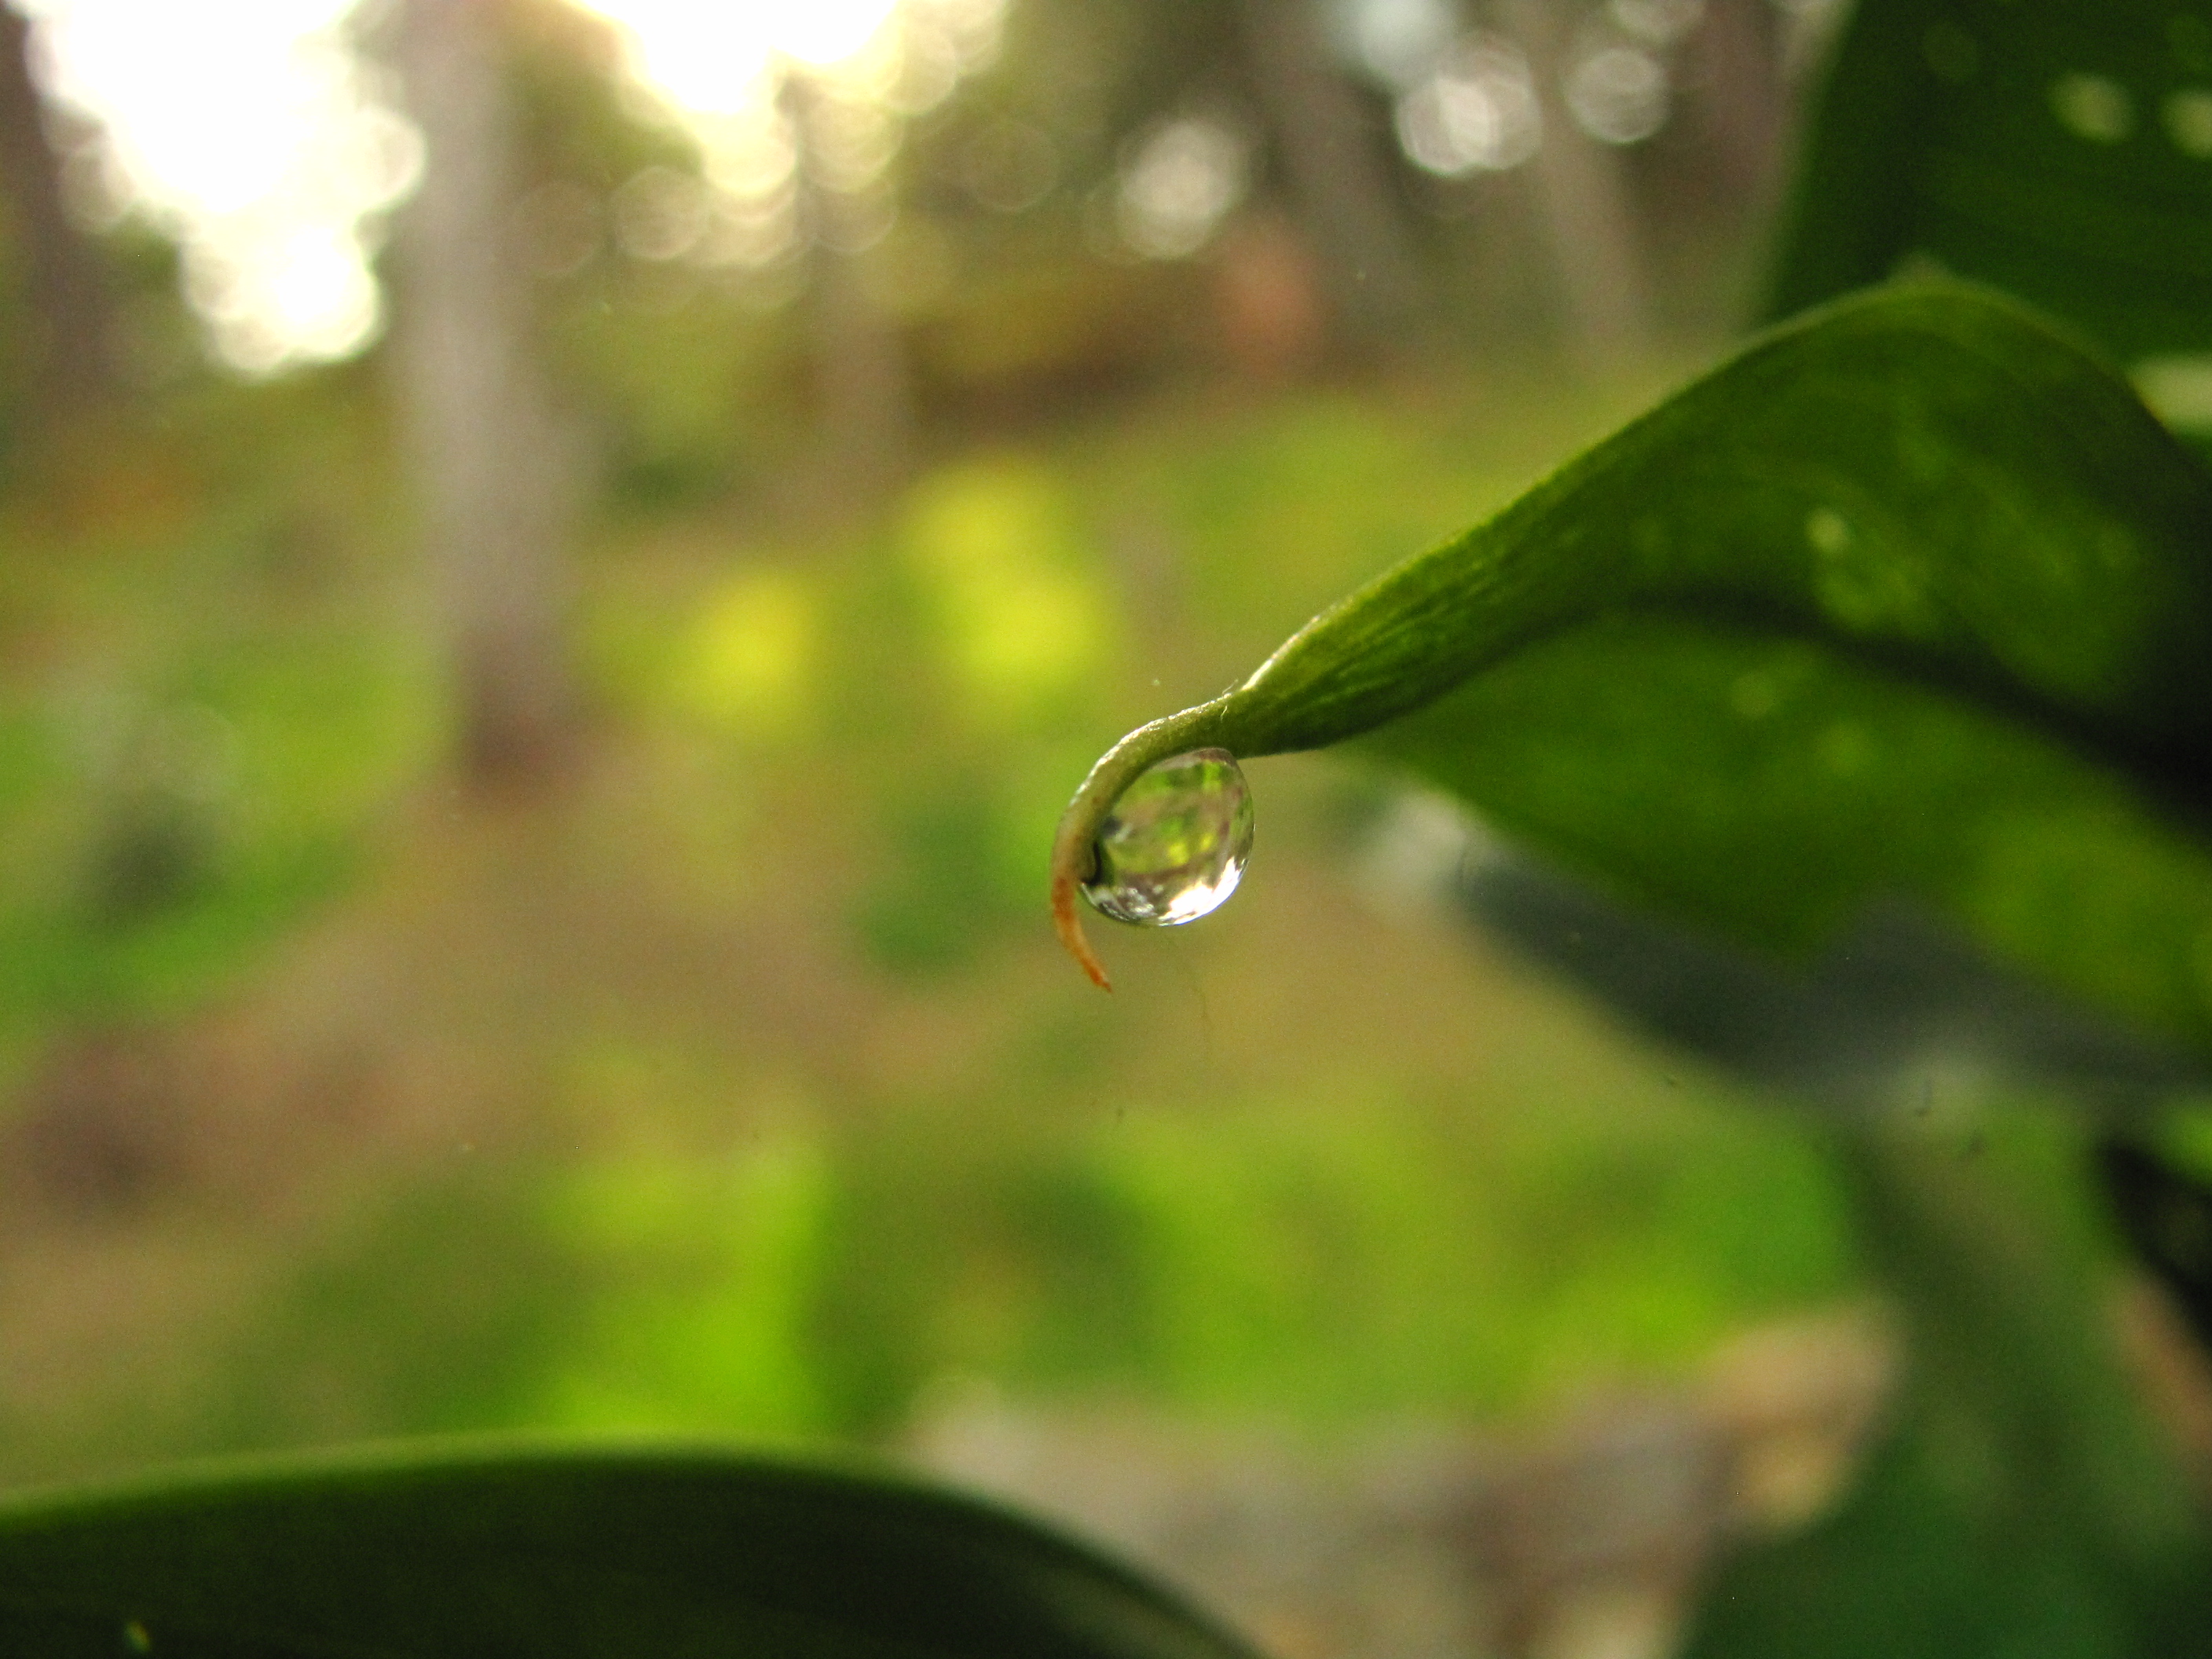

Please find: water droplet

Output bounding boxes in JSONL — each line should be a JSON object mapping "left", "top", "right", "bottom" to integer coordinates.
{"left": 1082, "top": 748, "right": 1254, "bottom": 926}
{"left": 123, "top": 1621, "right": 152, "bottom": 1654}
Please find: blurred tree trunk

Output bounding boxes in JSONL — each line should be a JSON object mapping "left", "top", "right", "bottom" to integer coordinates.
{"left": 0, "top": 2, "right": 113, "bottom": 416}
{"left": 787, "top": 73, "right": 913, "bottom": 493}
{"left": 1500, "top": 0, "right": 1651, "bottom": 357}
{"left": 1233, "top": 0, "right": 1430, "bottom": 351}
{"left": 1685, "top": 0, "right": 1790, "bottom": 213}
{"left": 391, "top": 0, "right": 577, "bottom": 786}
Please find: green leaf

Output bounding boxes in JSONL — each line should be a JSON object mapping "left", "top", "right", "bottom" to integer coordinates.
{"left": 1049, "top": 284, "right": 2212, "bottom": 1057}
{"left": 0, "top": 1441, "right": 1261, "bottom": 1659}
{"left": 1771, "top": 0, "right": 2212, "bottom": 360}
{"left": 1371, "top": 618, "right": 2212, "bottom": 1048}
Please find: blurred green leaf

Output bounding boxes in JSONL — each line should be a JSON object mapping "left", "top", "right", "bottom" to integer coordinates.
{"left": 1053, "top": 284, "right": 2212, "bottom": 1053}
{"left": 1683, "top": 1133, "right": 2212, "bottom": 1659}
{"left": 0, "top": 1443, "right": 1260, "bottom": 1659}
{"left": 1770, "top": 0, "right": 2212, "bottom": 374}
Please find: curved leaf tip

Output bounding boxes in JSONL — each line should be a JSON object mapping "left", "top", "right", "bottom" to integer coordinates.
{"left": 1050, "top": 699, "right": 1235, "bottom": 988}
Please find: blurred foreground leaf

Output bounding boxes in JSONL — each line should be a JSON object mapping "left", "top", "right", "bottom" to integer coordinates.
{"left": 0, "top": 1442, "right": 1258, "bottom": 1659}
{"left": 1052, "top": 284, "right": 2212, "bottom": 1058}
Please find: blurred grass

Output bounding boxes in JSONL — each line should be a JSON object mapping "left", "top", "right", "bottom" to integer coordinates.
{"left": 196, "top": 1082, "right": 1855, "bottom": 1459}
{"left": 0, "top": 377, "right": 434, "bottom": 1073}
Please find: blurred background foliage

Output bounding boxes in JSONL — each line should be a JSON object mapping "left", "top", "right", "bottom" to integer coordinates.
{"left": 0, "top": 0, "right": 2202, "bottom": 1654}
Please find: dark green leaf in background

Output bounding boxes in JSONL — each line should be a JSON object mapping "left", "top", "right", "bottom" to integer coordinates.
{"left": 1372, "top": 619, "right": 2212, "bottom": 1057}
{"left": 0, "top": 1443, "right": 1261, "bottom": 1659}
{"left": 1769, "top": 0, "right": 2212, "bottom": 365}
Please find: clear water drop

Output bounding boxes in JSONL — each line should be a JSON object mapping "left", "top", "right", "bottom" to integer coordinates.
{"left": 1082, "top": 747, "right": 1254, "bottom": 926}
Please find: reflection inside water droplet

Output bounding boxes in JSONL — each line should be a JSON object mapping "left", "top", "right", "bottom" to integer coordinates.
{"left": 1082, "top": 747, "right": 1254, "bottom": 926}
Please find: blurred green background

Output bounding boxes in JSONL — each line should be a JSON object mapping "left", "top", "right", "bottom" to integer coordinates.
{"left": 0, "top": 1, "right": 2195, "bottom": 1654}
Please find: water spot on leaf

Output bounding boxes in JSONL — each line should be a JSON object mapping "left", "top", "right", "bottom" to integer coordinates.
{"left": 2163, "top": 87, "right": 2212, "bottom": 156}
{"left": 2132, "top": 353, "right": 2212, "bottom": 434}
{"left": 123, "top": 1621, "right": 152, "bottom": 1654}
{"left": 1802, "top": 501, "right": 1944, "bottom": 638}
{"left": 1805, "top": 507, "right": 1853, "bottom": 556}
{"left": 1082, "top": 748, "right": 1254, "bottom": 925}
{"left": 2051, "top": 72, "right": 2135, "bottom": 142}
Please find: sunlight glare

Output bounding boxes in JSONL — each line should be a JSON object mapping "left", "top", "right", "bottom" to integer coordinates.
{"left": 573, "top": 0, "right": 1007, "bottom": 270}
{"left": 566, "top": 0, "right": 906, "bottom": 110}
{"left": 13, "top": 0, "right": 1009, "bottom": 369}
{"left": 20, "top": 0, "right": 419, "bottom": 375}
{"left": 566, "top": 0, "right": 777, "bottom": 115}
